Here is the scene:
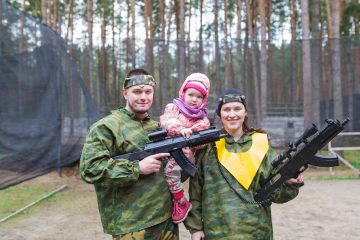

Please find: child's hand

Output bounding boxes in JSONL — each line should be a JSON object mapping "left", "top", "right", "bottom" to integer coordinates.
{"left": 180, "top": 128, "right": 193, "bottom": 138}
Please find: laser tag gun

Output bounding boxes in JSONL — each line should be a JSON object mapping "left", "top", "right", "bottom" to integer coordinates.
{"left": 113, "top": 127, "right": 228, "bottom": 177}
{"left": 254, "top": 118, "right": 349, "bottom": 202}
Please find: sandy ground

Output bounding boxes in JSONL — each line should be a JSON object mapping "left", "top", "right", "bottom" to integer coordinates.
{"left": 0, "top": 168, "right": 359, "bottom": 240}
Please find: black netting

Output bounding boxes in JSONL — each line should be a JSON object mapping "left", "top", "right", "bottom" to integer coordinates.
{"left": 0, "top": 0, "right": 100, "bottom": 189}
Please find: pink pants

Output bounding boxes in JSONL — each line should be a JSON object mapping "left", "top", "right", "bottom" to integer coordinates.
{"left": 165, "top": 157, "right": 183, "bottom": 194}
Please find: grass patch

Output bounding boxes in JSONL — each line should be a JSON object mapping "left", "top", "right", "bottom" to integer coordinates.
{"left": 343, "top": 150, "right": 360, "bottom": 168}
{"left": 308, "top": 175, "right": 360, "bottom": 180}
{"left": 0, "top": 185, "right": 55, "bottom": 220}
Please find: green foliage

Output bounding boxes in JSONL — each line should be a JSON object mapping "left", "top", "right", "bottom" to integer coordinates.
{"left": 341, "top": 1, "right": 360, "bottom": 36}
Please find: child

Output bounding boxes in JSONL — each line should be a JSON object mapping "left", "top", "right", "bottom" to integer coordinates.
{"left": 160, "top": 73, "right": 211, "bottom": 223}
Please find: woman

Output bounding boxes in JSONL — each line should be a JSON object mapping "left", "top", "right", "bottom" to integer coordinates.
{"left": 184, "top": 88, "right": 304, "bottom": 240}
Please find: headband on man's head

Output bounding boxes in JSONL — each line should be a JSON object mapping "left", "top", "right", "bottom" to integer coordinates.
{"left": 123, "top": 74, "right": 157, "bottom": 90}
{"left": 216, "top": 89, "right": 246, "bottom": 116}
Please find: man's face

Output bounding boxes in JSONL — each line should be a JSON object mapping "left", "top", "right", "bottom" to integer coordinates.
{"left": 123, "top": 85, "right": 154, "bottom": 117}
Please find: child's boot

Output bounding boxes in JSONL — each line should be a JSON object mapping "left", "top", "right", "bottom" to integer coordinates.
{"left": 172, "top": 191, "right": 192, "bottom": 223}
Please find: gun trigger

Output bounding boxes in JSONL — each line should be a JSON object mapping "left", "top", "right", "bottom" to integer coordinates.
{"left": 308, "top": 154, "right": 339, "bottom": 167}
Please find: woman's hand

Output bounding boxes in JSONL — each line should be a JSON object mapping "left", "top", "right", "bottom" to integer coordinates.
{"left": 286, "top": 174, "right": 304, "bottom": 186}
{"left": 191, "top": 231, "right": 205, "bottom": 240}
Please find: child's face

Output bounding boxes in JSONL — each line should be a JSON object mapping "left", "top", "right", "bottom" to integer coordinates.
{"left": 183, "top": 88, "right": 204, "bottom": 109}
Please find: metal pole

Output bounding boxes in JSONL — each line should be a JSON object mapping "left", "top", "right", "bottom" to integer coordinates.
{"left": 0, "top": 185, "right": 67, "bottom": 224}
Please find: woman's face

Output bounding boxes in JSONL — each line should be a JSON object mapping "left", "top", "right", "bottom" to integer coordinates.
{"left": 220, "top": 101, "right": 247, "bottom": 133}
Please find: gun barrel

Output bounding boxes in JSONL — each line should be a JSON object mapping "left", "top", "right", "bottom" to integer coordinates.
{"left": 341, "top": 118, "right": 350, "bottom": 126}
{"left": 294, "top": 124, "right": 318, "bottom": 146}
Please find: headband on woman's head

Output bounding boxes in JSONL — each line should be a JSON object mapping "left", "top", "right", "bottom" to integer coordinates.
{"left": 216, "top": 89, "right": 246, "bottom": 116}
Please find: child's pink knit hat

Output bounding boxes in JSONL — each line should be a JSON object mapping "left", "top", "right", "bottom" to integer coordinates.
{"left": 179, "top": 73, "right": 210, "bottom": 109}
{"left": 183, "top": 81, "right": 207, "bottom": 96}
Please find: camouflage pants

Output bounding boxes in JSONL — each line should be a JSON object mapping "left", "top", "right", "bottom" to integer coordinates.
{"left": 112, "top": 218, "right": 179, "bottom": 240}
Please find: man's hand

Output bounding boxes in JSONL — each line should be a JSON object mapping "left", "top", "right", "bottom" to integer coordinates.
{"left": 139, "top": 153, "right": 170, "bottom": 175}
{"left": 180, "top": 128, "right": 193, "bottom": 138}
{"left": 191, "top": 231, "right": 205, "bottom": 240}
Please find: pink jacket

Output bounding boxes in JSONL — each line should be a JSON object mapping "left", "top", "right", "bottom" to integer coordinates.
{"left": 160, "top": 103, "right": 210, "bottom": 137}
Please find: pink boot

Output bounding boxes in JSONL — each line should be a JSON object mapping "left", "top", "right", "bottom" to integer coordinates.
{"left": 172, "top": 196, "right": 192, "bottom": 223}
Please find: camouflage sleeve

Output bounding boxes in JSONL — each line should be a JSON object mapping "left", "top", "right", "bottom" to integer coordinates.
{"left": 260, "top": 146, "right": 299, "bottom": 203}
{"left": 184, "top": 149, "right": 206, "bottom": 232}
{"left": 80, "top": 123, "right": 140, "bottom": 187}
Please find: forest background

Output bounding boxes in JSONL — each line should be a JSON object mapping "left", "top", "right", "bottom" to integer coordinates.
{"left": 5, "top": 0, "right": 360, "bottom": 130}
{"left": 1, "top": 1, "right": 360, "bottom": 238}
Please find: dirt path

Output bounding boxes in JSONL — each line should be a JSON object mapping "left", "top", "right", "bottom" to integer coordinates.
{"left": 0, "top": 170, "right": 359, "bottom": 240}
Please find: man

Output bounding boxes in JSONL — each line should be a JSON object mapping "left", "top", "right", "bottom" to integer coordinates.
{"left": 80, "top": 68, "right": 178, "bottom": 239}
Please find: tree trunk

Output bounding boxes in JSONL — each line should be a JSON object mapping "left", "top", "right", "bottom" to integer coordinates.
{"left": 41, "top": 0, "right": 47, "bottom": 24}
{"left": 267, "top": 0, "right": 273, "bottom": 105}
{"left": 325, "top": 0, "right": 334, "bottom": 37}
{"left": 259, "top": 0, "right": 267, "bottom": 120}
{"left": 245, "top": 0, "right": 261, "bottom": 125}
{"left": 47, "top": 0, "right": 52, "bottom": 27}
{"left": 167, "top": 1, "right": 175, "bottom": 98}
{"left": 290, "top": 0, "right": 297, "bottom": 106}
{"left": 160, "top": 0, "right": 168, "bottom": 107}
{"left": 331, "top": 0, "right": 343, "bottom": 120}
{"left": 144, "top": 0, "right": 154, "bottom": 75}
{"left": 111, "top": 0, "right": 117, "bottom": 109}
{"left": 236, "top": 0, "right": 243, "bottom": 89}
{"left": 186, "top": 0, "right": 192, "bottom": 74}
{"left": 178, "top": 0, "right": 186, "bottom": 85}
{"left": 65, "top": 0, "right": 74, "bottom": 49}
{"left": 301, "top": 0, "right": 313, "bottom": 127}
{"left": 198, "top": 0, "right": 204, "bottom": 72}
{"left": 126, "top": 0, "right": 130, "bottom": 72}
{"left": 87, "top": 0, "right": 94, "bottom": 101}
{"left": 214, "top": 0, "right": 221, "bottom": 92}
{"left": 19, "top": 0, "right": 26, "bottom": 52}
{"left": 346, "top": 42, "right": 355, "bottom": 130}
{"left": 53, "top": 0, "right": 58, "bottom": 32}
{"left": 310, "top": 0, "right": 322, "bottom": 126}
{"left": 99, "top": 0, "right": 108, "bottom": 112}
{"left": 224, "top": 0, "right": 234, "bottom": 89}
{"left": 324, "top": 0, "right": 333, "bottom": 117}
{"left": 131, "top": 0, "right": 136, "bottom": 68}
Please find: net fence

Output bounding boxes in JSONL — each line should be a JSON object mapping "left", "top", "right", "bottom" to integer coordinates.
{"left": 0, "top": 0, "right": 100, "bottom": 189}
{"left": 1, "top": 0, "right": 360, "bottom": 188}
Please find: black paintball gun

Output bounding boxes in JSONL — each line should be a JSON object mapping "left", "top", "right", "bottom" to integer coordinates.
{"left": 254, "top": 118, "right": 349, "bottom": 202}
{"left": 113, "top": 127, "right": 228, "bottom": 176}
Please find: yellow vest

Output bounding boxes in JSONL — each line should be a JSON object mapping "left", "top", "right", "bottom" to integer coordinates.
{"left": 215, "top": 133, "right": 269, "bottom": 190}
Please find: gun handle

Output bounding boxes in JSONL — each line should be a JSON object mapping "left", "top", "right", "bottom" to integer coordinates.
{"left": 170, "top": 150, "right": 197, "bottom": 177}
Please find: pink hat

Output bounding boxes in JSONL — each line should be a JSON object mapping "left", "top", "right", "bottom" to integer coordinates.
{"left": 179, "top": 73, "right": 210, "bottom": 109}
{"left": 183, "top": 81, "right": 207, "bottom": 96}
